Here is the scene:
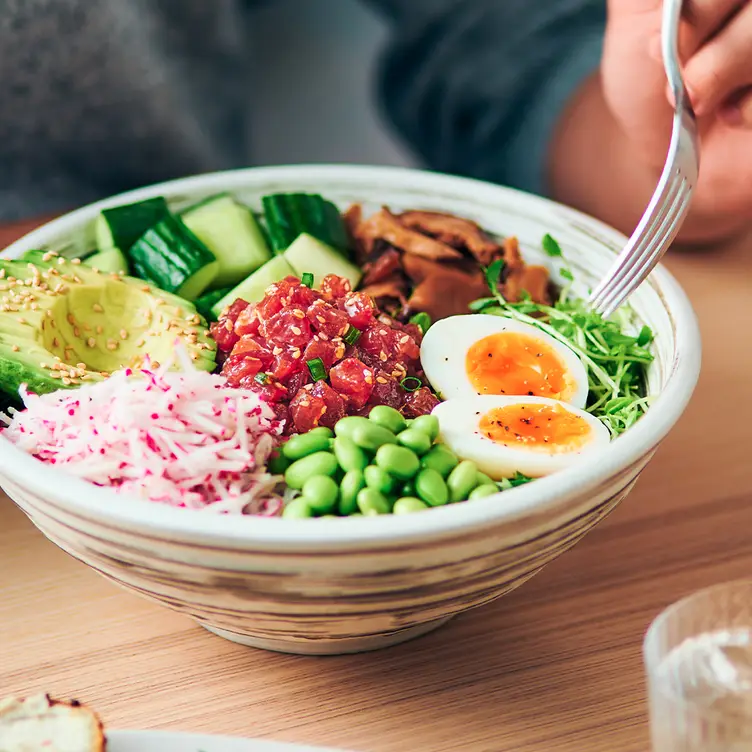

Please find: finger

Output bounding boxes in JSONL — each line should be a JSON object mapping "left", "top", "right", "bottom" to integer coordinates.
{"left": 684, "top": 0, "right": 744, "bottom": 41}
{"left": 685, "top": 2, "right": 752, "bottom": 115}
{"left": 718, "top": 86, "right": 752, "bottom": 127}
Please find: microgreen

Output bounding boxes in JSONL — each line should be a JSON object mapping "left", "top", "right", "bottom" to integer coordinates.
{"left": 474, "top": 234, "right": 654, "bottom": 437}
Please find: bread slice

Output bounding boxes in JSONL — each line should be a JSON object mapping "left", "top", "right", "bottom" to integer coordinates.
{"left": 0, "top": 694, "right": 106, "bottom": 751}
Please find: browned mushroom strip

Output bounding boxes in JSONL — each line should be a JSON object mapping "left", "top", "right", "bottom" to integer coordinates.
{"left": 353, "top": 208, "right": 463, "bottom": 261}
{"left": 361, "top": 247, "right": 403, "bottom": 286}
{"left": 398, "top": 210, "right": 501, "bottom": 265}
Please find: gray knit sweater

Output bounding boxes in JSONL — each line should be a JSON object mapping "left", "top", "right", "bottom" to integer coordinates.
{"left": 0, "top": 0, "right": 604, "bottom": 221}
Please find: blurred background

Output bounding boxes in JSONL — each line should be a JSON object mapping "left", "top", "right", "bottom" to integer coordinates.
{"left": 250, "top": 0, "right": 414, "bottom": 168}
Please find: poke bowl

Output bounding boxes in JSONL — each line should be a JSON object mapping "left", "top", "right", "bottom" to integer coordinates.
{"left": 0, "top": 165, "right": 701, "bottom": 655}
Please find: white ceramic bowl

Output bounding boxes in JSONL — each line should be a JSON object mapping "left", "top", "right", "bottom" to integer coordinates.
{"left": 0, "top": 165, "right": 701, "bottom": 655}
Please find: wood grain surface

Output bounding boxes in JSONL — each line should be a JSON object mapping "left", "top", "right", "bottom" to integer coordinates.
{"left": 0, "top": 219, "right": 750, "bottom": 752}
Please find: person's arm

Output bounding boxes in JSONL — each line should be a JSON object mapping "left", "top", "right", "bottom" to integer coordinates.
{"left": 365, "top": 0, "right": 606, "bottom": 200}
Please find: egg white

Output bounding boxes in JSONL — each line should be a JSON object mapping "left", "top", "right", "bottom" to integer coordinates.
{"left": 433, "top": 395, "right": 611, "bottom": 479}
{"left": 420, "top": 314, "right": 589, "bottom": 408}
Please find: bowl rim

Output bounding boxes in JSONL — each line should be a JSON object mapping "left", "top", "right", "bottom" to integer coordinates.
{"left": 0, "top": 164, "right": 702, "bottom": 550}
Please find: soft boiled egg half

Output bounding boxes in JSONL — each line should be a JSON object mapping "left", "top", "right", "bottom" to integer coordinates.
{"left": 420, "top": 314, "right": 589, "bottom": 408}
{"left": 433, "top": 395, "right": 611, "bottom": 479}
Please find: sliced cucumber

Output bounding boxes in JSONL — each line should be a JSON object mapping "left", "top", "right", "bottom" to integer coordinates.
{"left": 262, "top": 193, "right": 350, "bottom": 255}
{"left": 95, "top": 197, "right": 169, "bottom": 253}
{"left": 127, "top": 214, "right": 219, "bottom": 300}
{"left": 211, "top": 255, "right": 296, "bottom": 319}
{"left": 84, "top": 247, "right": 129, "bottom": 274}
{"left": 283, "top": 233, "right": 362, "bottom": 291}
{"left": 194, "top": 286, "right": 233, "bottom": 322}
{"left": 181, "top": 193, "right": 272, "bottom": 289}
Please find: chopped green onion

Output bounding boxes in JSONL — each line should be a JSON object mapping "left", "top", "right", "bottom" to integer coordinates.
{"left": 542, "top": 233, "right": 563, "bottom": 257}
{"left": 343, "top": 324, "right": 362, "bottom": 345}
{"left": 400, "top": 376, "right": 422, "bottom": 392}
{"left": 409, "top": 311, "right": 432, "bottom": 334}
{"left": 254, "top": 372, "right": 270, "bottom": 385}
{"left": 485, "top": 259, "right": 505, "bottom": 292}
{"left": 307, "top": 357, "right": 327, "bottom": 381}
{"left": 301, "top": 272, "right": 314, "bottom": 287}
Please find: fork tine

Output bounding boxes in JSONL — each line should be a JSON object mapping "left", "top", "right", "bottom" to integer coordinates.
{"left": 594, "top": 179, "right": 691, "bottom": 317}
{"left": 589, "top": 172, "right": 684, "bottom": 309}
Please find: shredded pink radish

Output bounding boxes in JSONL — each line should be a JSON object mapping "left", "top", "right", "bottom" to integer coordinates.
{"left": 0, "top": 353, "right": 285, "bottom": 515}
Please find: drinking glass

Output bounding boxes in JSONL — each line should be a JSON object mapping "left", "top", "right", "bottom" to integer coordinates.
{"left": 643, "top": 580, "right": 752, "bottom": 751}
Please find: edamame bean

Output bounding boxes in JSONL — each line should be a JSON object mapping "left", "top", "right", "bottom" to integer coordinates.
{"left": 364, "top": 465, "right": 395, "bottom": 494}
{"left": 338, "top": 469, "right": 365, "bottom": 516}
{"left": 368, "top": 405, "right": 406, "bottom": 434}
{"left": 301, "top": 475, "right": 339, "bottom": 514}
{"left": 375, "top": 444, "right": 420, "bottom": 480}
{"left": 447, "top": 460, "right": 479, "bottom": 502}
{"left": 267, "top": 450, "right": 289, "bottom": 475}
{"left": 476, "top": 472, "right": 495, "bottom": 487}
{"left": 397, "top": 428, "right": 432, "bottom": 456}
{"left": 333, "top": 416, "right": 372, "bottom": 440}
{"left": 469, "top": 484, "right": 499, "bottom": 501}
{"left": 420, "top": 445, "right": 459, "bottom": 478}
{"left": 282, "top": 431, "right": 332, "bottom": 461}
{"left": 411, "top": 414, "right": 439, "bottom": 441}
{"left": 357, "top": 487, "right": 391, "bottom": 515}
{"left": 352, "top": 422, "right": 398, "bottom": 452}
{"left": 282, "top": 497, "right": 314, "bottom": 519}
{"left": 415, "top": 467, "right": 449, "bottom": 507}
{"left": 393, "top": 497, "right": 429, "bottom": 514}
{"left": 309, "top": 426, "right": 334, "bottom": 438}
{"left": 284, "top": 451, "right": 338, "bottom": 489}
{"left": 332, "top": 436, "right": 368, "bottom": 472}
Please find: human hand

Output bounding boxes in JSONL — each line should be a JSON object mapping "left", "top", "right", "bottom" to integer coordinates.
{"left": 602, "top": 0, "right": 752, "bottom": 241}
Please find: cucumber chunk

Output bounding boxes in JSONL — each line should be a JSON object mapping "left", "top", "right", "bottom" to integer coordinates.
{"left": 127, "top": 214, "right": 219, "bottom": 300}
{"left": 262, "top": 193, "right": 350, "bottom": 255}
{"left": 84, "top": 247, "right": 129, "bottom": 274}
{"left": 194, "top": 287, "right": 233, "bottom": 322}
{"left": 211, "top": 255, "right": 296, "bottom": 318}
{"left": 283, "top": 234, "right": 362, "bottom": 291}
{"left": 181, "top": 193, "right": 272, "bottom": 289}
{"left": 95, "top": 197, "right": 169, "bottom": 253}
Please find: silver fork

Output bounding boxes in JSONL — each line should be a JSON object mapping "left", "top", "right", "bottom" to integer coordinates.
{"left": 588, "top": 0, "right": 699, "bottom": 319}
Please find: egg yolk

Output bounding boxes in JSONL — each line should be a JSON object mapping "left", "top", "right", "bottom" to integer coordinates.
{"left": 479, "top": 402, "right": 591, "bottom": 451}
{"left": 465, "top": 332, "right": 573, "bottom": 399}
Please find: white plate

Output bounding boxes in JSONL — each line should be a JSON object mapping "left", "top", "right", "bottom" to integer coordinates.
{"left": 108, "top": 730, "right": 353, "bottom": 752}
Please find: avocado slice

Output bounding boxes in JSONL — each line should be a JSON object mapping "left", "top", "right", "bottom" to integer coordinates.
{"left": 0, "top": 254, "right": 216, "bottom": 398}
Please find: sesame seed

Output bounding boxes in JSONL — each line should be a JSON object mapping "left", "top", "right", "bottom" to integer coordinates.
{"left": 136, "top": 338, "right": 145, "bottom": 347}
{"left": 190, "top": 353, "right": 199, "bottom": 360}
{"left": 376, "top": 376, "right": 387, "bottom": 384}
{"left": 292, "top": 309, "right": 305, "bottom": 319}
{"left": 71, "top": 258, "right": 81, "bottom": 265}
{"left": 319, "top": 333, "right": 329, "bottom": 341}
{"left": 62, "top": 377, "right": 72, "bottom": 385}
{"left": 0, "top": 269, "right": 5, "bottom": 279}
{"left": 96, "top": 325, "right": 104, "bottom": 335}
{"left": 399, "top": 335, "right": 410, "bottom": 343}
{"left": 73, "top": 326, "right": 80, "bottom": 338}
{"left": 120, "top": 329, "right": 128, "bottom": 340}
{"left": 100, "top": 372, "right": 109, "bottom": 378}
{"left": 291, "top": 326, "right": 302, "bottom": 336}
{"left": 67, "top": 314, "right": 75, "bottom": 325}
{"left": 49, "top": 371, "right": 62, "bottom": 379}
{"left": 82, "top": 323, "right": 91, "bottom": 331}
{"left": 92, "top": 303, "right": 104, "bottom": 313}
{"left": 52, "top": 337, "right": 59, "bottom": 348}
{"left": 76, "top": 362, "right": 86, "bottom": 369}
{"left": 49, "top": 319, "right": 56, "bottom": 329}
{"left": 57, "top": 257, "right": 65, "bottom": 265}
{"left": 17, "top": 317, "right": 26, "bottom": 325}
{"left": 30, "top": 302, "right": 38, "bottom": 310}
{"left": 379, "top": 351, "right": 388, "bottom": 362}
{"left": 152, "top": 361, "right": 160, "bottom": 369}
{"left": 106, "top": 340, "right": 118, "bottom": 351}
{"left": 292, "top": 350, "right": 301, "bottom": 359}
{"left": 11, "top": 345, "right": 19, "bottom": 352}
{"left": 140, "top": 285, "right": 151, "bottom": 292}
{"left": 273, "top": 346, "right": 282, "bottom": 356}
{"left": 87, "top": 337, "right": 96, "bottom": 348}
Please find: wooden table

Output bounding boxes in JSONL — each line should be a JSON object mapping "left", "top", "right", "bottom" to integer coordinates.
{"left": 0, "top": 219, "right": 750, "bottom": 752}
